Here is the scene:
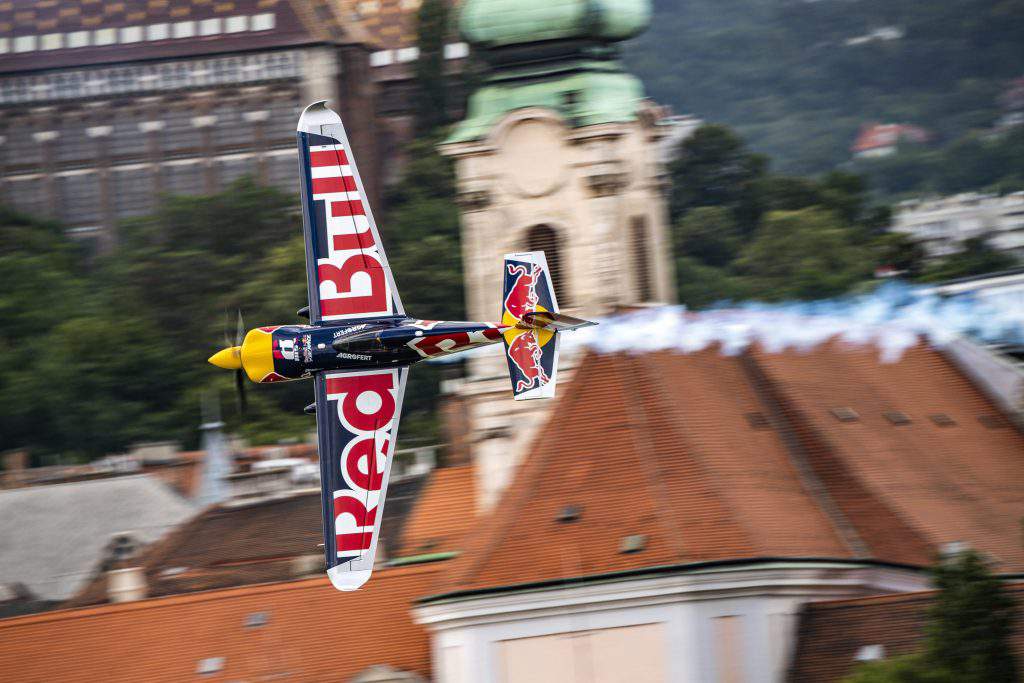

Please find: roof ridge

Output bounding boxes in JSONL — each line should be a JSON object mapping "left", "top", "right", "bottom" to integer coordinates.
{"left": 744, "top": 348, "right": 935, "bottom": 566}
{"left": 739, "top": 350, "right": 868, "bottom": 559}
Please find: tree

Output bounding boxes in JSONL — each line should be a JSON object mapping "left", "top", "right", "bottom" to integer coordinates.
{"left": 919, "top": 237, "right": 1019, "bottom": 282}
{"left": 668, "top": 124, "right": 766, "bottom": 229}
{"left": 673, "top": 206, "right": 743, "bottom": 268}
{"left": 413, "top": 0, "right": 451, "bottom": 134}
{"left": 845, "top": 550, "right": 1020, "bottom": 683}
{"left": 733, "top": 208, "right": 873, "bottom": 300}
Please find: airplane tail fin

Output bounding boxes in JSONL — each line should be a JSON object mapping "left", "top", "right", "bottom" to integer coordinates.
{"left": 500, "top": 252, "right": 585, "bottom": 401}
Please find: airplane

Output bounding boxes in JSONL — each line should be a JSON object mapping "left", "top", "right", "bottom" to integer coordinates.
{"left": 208, "top": 101, "right": 595, "bottom": 591}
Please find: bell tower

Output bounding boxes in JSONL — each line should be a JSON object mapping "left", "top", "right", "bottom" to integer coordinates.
{"left": 440, "top": 0, "right": 676, "bottom": 509}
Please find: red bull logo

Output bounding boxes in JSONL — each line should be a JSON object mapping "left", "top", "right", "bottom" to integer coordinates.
{"left": 504, "top": 263, "right": 541, "bottom": 321}
{"left": 506, "top": 329, "right": 550, "bottom": 392}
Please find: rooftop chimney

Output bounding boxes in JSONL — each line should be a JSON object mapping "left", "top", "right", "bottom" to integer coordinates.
{"left": 107, "top": 567, "right": 147, "bottom": 603}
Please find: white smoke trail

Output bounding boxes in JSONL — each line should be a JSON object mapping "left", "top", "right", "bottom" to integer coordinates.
{"left": 430, "top": 280, "right": 1024, "bottom": 363}
{"left": 568, "top": 281, "right": 1024, "bottom": 362}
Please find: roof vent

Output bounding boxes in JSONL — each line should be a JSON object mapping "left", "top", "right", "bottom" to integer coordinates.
{"left": 197, "top": 657, "right": 225, "bottom": 675}
{"left": 978, "top": 415, "right": 1007, "bottom": 429}
{"left": 830, "top": 407, "right": 860, "bottom": 422}
{"left": 557, "top": 504, "right": 581, "bottom": 523}
{"left": 744, "top": 412, "right": 770, "bottom": 430}
{"left": 884, "top": 411, "right": 911, "bottom": 425}
{"left": 159, "top": 566, "right": 188, "bottom": 578}
{"left": 940, "top": 541, "right": 970, "bottom": 558}
{"left": 107, "top": 567, "right": 147, "bottom": 603}
{"left": 619, "top": 534, "right": 647, "bottom": 554}
{"left": 245, "top": 611, "right": 269, "bottom": 628}
{"left": 929, "top": 413, "right": 956, "bottom": 427}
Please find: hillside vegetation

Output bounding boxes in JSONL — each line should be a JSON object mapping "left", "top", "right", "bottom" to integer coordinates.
{"left": 624, "top": 0, "right": 1024, "bottom": 178}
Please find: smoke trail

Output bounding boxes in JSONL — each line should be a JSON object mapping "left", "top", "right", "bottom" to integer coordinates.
{"left": 569, "top": 280, "right": 1024, "bottom": 362}
{"left": 429, "top": 280, "right": 1024, "bottom": 363}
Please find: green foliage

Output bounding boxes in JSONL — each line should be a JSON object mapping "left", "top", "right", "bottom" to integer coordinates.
{"left": 918, "top": 237, "right": 1019, "bottom": 282}
{"left": 668, "top": 124, "right": 766, "bottom": 228}
{"left": 844, "top": 551, "right": 1019, "bottom": 683}
{"left": 855, "top": 126, "right": 1024, "bottom": 197}
{"left": 667, "top": 123, "right": 1012, "bottom": 308}
{"left": 413, "top": 0, "right": 451, "bottom": 134}
{"left": 734, "top": 208, "right": 873, "bottom": 300}
{"left": 624, "top": 0, "right": 1024, "bottom": 180}
{"left": 925, "top": 551, "right": 1020, "bottom": 681}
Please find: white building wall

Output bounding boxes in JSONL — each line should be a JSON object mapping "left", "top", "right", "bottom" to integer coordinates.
{"left": 416, "top": 563, "right": 928, "bottom": 683}
{"left": 891, "top": 191, "right": 1024, "bottom": 259}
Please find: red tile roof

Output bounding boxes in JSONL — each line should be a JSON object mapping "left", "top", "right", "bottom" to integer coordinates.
{"left": 851, "top": 123, "right": 929, "bottom": 152}
{"left": 0, "top": 566, "right": 438, "bottom": 683}
{"left": 788, "top": 583, "right": 1024, "bottom": 681}
{"left": 397, "top": 464, "right": 477, "bottom": 557}
{"left": 433, "top": 343, "right": 1024, "bottom": 597}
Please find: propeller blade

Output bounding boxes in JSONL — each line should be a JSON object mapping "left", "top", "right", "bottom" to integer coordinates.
{"left": 235, "top": 310, "right": 245, "bottom": 347}
{"left": 235, "top": 369, "right": 247, "bottom": 415}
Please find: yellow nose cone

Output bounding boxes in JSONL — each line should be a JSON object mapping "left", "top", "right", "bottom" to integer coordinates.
{"left": 208, "top": 346, "right": 242, "bottom": 370}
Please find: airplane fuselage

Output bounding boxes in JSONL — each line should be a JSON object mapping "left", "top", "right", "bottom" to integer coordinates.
{"left": 229, "top": 319, "right": 509, "bottom": 384}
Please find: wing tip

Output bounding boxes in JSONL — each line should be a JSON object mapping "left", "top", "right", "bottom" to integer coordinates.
{"left": 298, "top": 100, "right": 341, "bottom": 133}
{"left": 326, "top": 565, "right": 372, "bottom": 592}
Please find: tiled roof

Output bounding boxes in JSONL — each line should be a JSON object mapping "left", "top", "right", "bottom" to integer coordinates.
{"left": 0, "top": 0, "right": 354, "bottom": 74}
{"left": 332, "top": 0, "right": 460, "bottom": 52}
{"left": 0, "top": 476, "right": 194, "bottom": 602}
{"left": 0, "top": 566, "right": 437, "bottom": 683}
{"left": 788, "top": 583, "right": 1024, "bottom": 681}
{"left": 851, "top": 123, "right": 929, "bottom": 152}
{"left": 397, "top": 464, "right": 476, "bottom": 557}
{"left": 66, "top": 474, "right": 429, "bottom": 607}
{"left": 432, "top": 343, "right": 1024, "bottom": 597}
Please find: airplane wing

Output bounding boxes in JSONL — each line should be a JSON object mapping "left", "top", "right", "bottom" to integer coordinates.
{"left": 314, "top": 367, "right": 408, "bottom": 591}
{"left": 296, "top": 101, "right": 404, "bottom": 324}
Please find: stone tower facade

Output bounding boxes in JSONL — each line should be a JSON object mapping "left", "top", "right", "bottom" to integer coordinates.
{"left": 439, "top": 0, "right": 676, "bottom": 509}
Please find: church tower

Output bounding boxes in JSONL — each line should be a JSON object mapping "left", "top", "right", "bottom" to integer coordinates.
{"left": 440, "top": 0, "right": 676, "bottom": 509}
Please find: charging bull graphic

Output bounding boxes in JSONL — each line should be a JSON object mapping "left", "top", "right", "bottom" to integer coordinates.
{"left": 207, "top": 101, "right": 594, "bottom": 592}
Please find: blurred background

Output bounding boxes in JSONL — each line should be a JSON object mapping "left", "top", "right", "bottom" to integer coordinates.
{"left": 0, "top": 0, "right": 1023, "bottom": 681}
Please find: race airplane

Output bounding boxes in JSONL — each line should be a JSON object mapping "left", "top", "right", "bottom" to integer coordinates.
{"left": 208, "top": 101, "right": 594, "bottom": 591}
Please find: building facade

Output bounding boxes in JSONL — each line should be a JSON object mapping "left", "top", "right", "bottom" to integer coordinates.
{"left": 0, "top": 0, "right": 469, "bottom": 251}
{"left": 891, "top": 191, "right": 1024, "bottom": 259}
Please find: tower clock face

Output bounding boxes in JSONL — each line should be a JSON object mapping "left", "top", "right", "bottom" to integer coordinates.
{"left": 504, "top": 118, "right": 567, "bottom": 198}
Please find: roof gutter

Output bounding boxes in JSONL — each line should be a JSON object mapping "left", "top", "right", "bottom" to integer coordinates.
{"left": 416, "top": 556, "right": 930, "bottom": 605}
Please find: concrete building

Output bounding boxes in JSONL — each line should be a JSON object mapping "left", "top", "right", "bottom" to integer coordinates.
{"left": 891, "top": 191, "right": 1024, "bottom": 259}
{"left": 0, "top": 0, "right": 468, "bottom": 252}
{"left": 850, "top": 123, "right": 928, "bottom": 159}
{"left": 439, "top": 0, "right": 678, "bottom": 511}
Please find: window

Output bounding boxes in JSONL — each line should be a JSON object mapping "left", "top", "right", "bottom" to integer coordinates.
{"left": 219, "top": 157, "right": 250, "bottom": 186}
{"left": 199, "top": 18, "right": 221, "bottom": 36}
{"left": 225, "top": 16, "right": 248, "bottom": 33}
{"left": 369, "top": 50, "right": 393, "bottom": 67}
{"left": 163, "top": 161, "right": 203, "bottom": 196}
{"left": 148, "top": 23, "right": 170, "bottom": 41}
{"left": 3, "top": 178, "right": 47, "bottom": 217}
{"left": 444, "top": 42, "right": 469, "bottom": 59}
{"left": 526, "top": 224, "right": 569, "bottom": 306}
{"left": 57, "top": 173, "right": 102, "bottom": 224}
{"left": 67, "top": 31, "right": 90, "bottom": 48}
{"left": 162, "top": 109, "right": 201, "bottom": 153}
{"left": 0, "top": 38, "right": 8, "bottom": 54}
{"left": 57, "top": 121, "right": 93, "bottom": 163}
{"left": 112, "top": 168, "right": 154, "bottom": 218}
{"left": 13, "top": 36, "right": 37, "bottom": 53}
{"left": 173, "top": 21, "right": 196, "bottom": 39}
{"left": 631, "top": 216, "right": 653, "bottom": 301}
{"left": 94, "top": 28, "right": 117, "bottom": 46}
{"left": 41, "top": 33, "right": 62, "bottom": 50}
{"left": 396, "top": 47, "right": 419, "bottom": 62}
{"left": 251, "top": 13, "right": 275, "bottom": 31}
{"left": 121, "top": 26, "right": 143, "bottom": 43}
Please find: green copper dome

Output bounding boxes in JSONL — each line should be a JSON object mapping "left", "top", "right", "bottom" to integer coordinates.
{"left": 460, "top": 0, "right": 651, "bottom": 48}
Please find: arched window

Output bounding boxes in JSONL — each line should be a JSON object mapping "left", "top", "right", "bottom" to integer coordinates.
{"left": 526, "top": 224, "right": 570, "bottom": 306}
{"left": 631, "top": 216, "right": 653, "bottom": 302}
